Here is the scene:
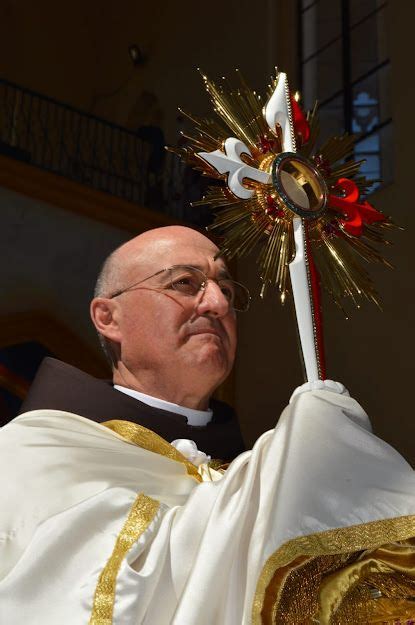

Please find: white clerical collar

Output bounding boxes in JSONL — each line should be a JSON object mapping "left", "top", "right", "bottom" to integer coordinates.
{"left": 113, "top": 385, "right": 213, "bottom": 427}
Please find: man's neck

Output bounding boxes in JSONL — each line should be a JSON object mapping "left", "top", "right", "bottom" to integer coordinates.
{"left": 113, "top": 385, "right": 213, "bottom": 426}
{"left": 112, "top": 366, "right": 212, "bottom": 411}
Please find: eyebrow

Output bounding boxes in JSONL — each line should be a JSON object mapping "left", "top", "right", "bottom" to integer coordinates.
{"left": 187, "top": 263, "right": 232, "bottom": 280}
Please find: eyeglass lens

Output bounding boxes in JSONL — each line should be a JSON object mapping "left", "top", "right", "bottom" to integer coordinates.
{"left": 167, "top": 266, "right": 250, "bottom": 312}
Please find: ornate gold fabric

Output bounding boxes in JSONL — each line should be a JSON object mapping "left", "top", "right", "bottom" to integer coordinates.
{"left": 103, "top": 419, "right": 202, "bottom": 482}
{"left": 89, "top": 493, "right": 160, "bottom": 625}
{"left": 253, "top": 515, "right": 415, "bottom": 624}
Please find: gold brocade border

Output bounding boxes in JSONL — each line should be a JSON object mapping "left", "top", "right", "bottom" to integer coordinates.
{"left": 89, "top": 492, "right": 160, "bottom": 625}
{"left": 252, "top": 514, "right": 415, "bottom": 624}
{"left": 103, "top": 419, "right": 202, "bottom": 482}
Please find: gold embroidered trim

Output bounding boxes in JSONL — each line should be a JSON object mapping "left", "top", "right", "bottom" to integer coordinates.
{"left": 252, "top": 514, "right": 415, "bottom": 624}
{"left": 103, "top": 419, "right": 202, "bottom": 482}
{"left": 89, "top": 492, "right": 159, "bottom": 625}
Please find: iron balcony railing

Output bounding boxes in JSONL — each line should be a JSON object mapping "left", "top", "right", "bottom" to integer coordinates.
{"left": 0, "top": 77, "right": 208, "bottom": 223}
{"left": 0, "top": 78, "right": 154, "bottom": 206}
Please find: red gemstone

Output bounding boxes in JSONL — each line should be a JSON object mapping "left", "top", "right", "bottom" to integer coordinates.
{"left": 258, "top": 135, "right": 276, "bottom": 154}
{"left": 323, "top": 221, "right": 338, "bottom": 236}
{"left": 266, "top": 195, "right": 284, "bottom": 218}
{"left": 314, "top": 154, "right": 331, "bottom": 176}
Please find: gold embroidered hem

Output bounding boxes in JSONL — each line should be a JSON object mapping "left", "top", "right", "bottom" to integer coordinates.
{"left": 89, "top": 493, "right": 160, "bottom": 625}
{"left": 103, "top": 419, "right": 202, "bottom": 482}
{"left": 252, "top": 516, "right": 415, "bottom": 624}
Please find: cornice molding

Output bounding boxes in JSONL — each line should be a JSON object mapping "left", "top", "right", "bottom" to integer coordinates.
{"left": 0, "top": 154, "right": 178, "bottom": 233}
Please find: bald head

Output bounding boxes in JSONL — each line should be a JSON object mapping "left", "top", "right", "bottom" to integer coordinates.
{"left": 95, "top": 226, "right": 221, "bottom": 299}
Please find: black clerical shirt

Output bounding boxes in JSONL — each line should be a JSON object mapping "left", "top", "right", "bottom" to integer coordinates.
{"left": 20, "top": 358, "right": 245, "bottom": 462}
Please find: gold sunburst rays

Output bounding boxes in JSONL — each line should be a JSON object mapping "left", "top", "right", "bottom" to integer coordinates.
{"left": 341, "top": 228, "right": 394, "bottom": 268}
{"left": 257, "top": 218, "right": 295, "bottom": 300}
{"left": 326, "top": 160, "right": 366, "bottom": 186}
{"left": 206, "top": 196, "right": 295, "bottom": 301}
{"left": 352, "top": 175, "right": 379, "bottom": 196}
{"left": 319, "top": 133, "right": 356, "bottom": 164}
{"left": 178, "top": 110, "right": 229, "bottom": 152}
{"left": 299, "top": 102, "right": 320, "bottom": 159}
{"left": 309, "top": 212, "right": 394, "bottom": 313}
{"left": 192, "top": 186, "right": 240, "bottom": 209}
{"left": 208, "top": 197, "right": 268, "bottom": 255}
{"left": 200, "top": 70, "right": 274, "bottom": 154}
{"left": 310, "top": 210, "right": 394, "bottom": 263}
{"left": 172, "top": 69, "right": 396, "bottom": 313}
{"left": 169, "top": 72, "right": 277, "bottom": 179}
{"left": 312, "top": 231, "right": 383, "bottom": 314}
{"left": 299, "top": 114, "right": 371, "bottom": 191}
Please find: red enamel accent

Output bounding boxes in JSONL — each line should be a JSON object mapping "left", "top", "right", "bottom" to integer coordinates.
{"left": 290, "top": 95, "right": 311, "bottom": 145}
{"left": 258, "top": 135, "right": 277, "bottom": 154}
{"left": 314, "top": 154, "right": 332, "bottom": 177}
{"left": 304, "top": 226, "right": 326, "bottom": 380}
{"left": 328, "top": 177, "right": 386, "bottom": 237}
{"left": 266, "top": 195, "right": 284, "bottom": 218}
{"left": 323, "top": 221, "right": 340, "bottom": 237}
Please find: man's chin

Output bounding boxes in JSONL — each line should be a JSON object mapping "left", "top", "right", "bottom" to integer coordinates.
{"left": 195, "top": 345, "right": 231, "bottom": 377}
{"left": 188, "top": 331, "right": 223, "bottom": 342}
{"left": 183, "top": 334, "right": 234, "bottom": 377}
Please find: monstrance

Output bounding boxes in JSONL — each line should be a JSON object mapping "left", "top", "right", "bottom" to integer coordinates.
{"left": 170, "top": 70, "right": 396, "bottom": 381}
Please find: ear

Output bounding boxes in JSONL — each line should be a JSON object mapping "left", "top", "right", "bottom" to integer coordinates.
{"left": 90, "top": 298, "right": 122, "bottom": 343}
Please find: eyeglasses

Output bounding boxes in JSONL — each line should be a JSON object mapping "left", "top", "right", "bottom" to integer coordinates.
{"left": 108, "top": 264, "right": 251, "bottom": 312}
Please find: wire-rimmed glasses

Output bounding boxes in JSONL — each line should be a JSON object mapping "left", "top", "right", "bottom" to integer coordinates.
{"left": 108, "top": 264, "right": 251, "bottom": 312}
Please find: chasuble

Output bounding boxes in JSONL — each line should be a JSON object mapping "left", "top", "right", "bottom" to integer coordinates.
{"left": 1, "top": 386, "right": 414, "bottom": 623}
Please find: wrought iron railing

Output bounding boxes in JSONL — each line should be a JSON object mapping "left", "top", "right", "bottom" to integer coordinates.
{"left": 0, "top": 77, "right": 153, "bottom": 205}
{"left": 0, "top": 77, "right": 207, "bottom": 223}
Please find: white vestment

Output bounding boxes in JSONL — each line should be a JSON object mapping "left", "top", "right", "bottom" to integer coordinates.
{"left": 0, "top": 389, "right": 414, "bottom": 624}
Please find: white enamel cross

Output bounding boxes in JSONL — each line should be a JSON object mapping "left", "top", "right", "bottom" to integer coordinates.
{"left": 199, "top": 138, "right": 271, "bottom": 200}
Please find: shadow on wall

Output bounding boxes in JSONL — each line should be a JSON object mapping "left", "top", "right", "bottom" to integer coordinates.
{"left": 0, "top": 341, "right": 52, "bottom": 425}
{"left": 0, "top": 311, "right": 110, "bottom": 426}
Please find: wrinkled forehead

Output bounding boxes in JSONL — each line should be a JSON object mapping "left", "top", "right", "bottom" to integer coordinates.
{"left": 121, "top": 235, "right": 229, "bottom": 281}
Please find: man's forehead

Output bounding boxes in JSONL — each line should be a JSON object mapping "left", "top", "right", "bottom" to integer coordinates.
{"left": 144, "top": 245, "right": 229, "bottom": 275}
{"left": 119, "top": 230, "right": 228, "bottom": 278}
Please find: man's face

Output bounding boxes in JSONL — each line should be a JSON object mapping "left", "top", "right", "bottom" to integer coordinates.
{"left": 105, "top": 228, "right": 238, "bottom": 406}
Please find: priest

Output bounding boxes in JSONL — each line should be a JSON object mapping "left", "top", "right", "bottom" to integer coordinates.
{"left": 19, "top": 226, "right": 247, "bottom": 462}
{"left": 1, "top": 225, "right": 414, "bottom": 624}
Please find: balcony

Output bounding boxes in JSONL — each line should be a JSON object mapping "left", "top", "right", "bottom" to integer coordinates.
{"left": 0, "top": 77, "right": 208, "bottom": 225}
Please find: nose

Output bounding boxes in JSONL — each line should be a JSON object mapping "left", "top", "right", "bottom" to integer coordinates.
{"left": 194, "top": 279, "right": 231, "bottom": 318}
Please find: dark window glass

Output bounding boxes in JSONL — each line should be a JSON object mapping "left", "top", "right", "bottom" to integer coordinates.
{"left": 302, "top": 1, "right": 342, "bottom": 60}
{"left": 354, "top": 122, "right": 393, "bottom": 187}
{"left": 350, "top": 5, "right": 387, "bottom": 81}
{"left": 303, "top": 39, "right": 343, "bottom": 106}
{"left": 299, "top": 0, "right": 392, "bottom": 190}
{"left": 350, "top": 0, "right": 386, "bottom": 26}
{"left": 318, "top": 95, "right": 345, "bottom": 144}
{"left": 302, "top": 3, "right": 318, "bottom": 60}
